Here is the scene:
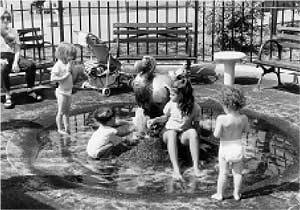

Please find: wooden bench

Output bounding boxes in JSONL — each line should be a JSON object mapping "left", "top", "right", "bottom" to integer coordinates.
{"left": 113, "top": 23, "right": 197, "bottom": 70}
{"left": 253, "top": 26, "right": 300, "bottom": 89}
{"left": 16, "top": 27, "right": 55, "bottom": 85}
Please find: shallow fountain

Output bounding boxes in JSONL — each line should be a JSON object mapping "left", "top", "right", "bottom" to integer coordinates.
{"left": 5, "top": 100, "right": 299, "bottom": 201}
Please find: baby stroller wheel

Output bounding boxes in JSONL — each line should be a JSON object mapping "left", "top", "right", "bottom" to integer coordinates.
{"left": 102, "top": 88, "right": 111, "bottom": 96}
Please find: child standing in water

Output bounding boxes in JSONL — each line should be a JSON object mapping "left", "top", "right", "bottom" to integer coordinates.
{"left": 87, "top": 107, "right": 136, "bottom": 159}
{"left": 51, "top": 42, "right": 77, "bottom": 135}
{"left": 147, "top": 77, "right": 202, "bottom": 180}
{"left": 211, "top": 86, "right": 250, "bottom": 201}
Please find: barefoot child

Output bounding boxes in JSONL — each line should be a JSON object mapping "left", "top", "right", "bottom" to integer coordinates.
{"left": 211, "top": 86, "right": 250, "bottom": 201}
{"left": 51, "top": 42, "right": 77, "bottom": 135}
{"left": 87, "top": 107, "right": 136, "bottom": 159}
{"left": 147, "top": 77, "right": 202, "bottom": 180}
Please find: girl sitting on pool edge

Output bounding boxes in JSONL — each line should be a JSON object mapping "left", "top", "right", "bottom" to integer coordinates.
{"left": 86, "top": 107, "right": 137, "bottom": 160}
{"left": 147, "top": 77, "right": 203, "bottom": 180}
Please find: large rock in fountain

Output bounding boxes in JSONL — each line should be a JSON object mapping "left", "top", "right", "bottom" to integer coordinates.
{"left": 132, "top": 56, "right": 172, "bottom": 118}
{"left": 118, "top": 56, "right": 172, "bottom": 167}
{"left": 117, "top": 107, "right": 170, "bottom": 167}
{"left": 117, "top": 135, "right": 170, "bottom": 168}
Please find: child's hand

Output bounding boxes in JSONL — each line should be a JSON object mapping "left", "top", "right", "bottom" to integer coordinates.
{"left": 147, "top": 119, "right": 155, "bottom": 129}
{"left": 0, "top": 59, "right": 8, "bottom": 67}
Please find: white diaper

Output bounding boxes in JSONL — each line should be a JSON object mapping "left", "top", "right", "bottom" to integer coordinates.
{"left": 55, "top": 88, "right": 72, "bottom": 97}
{"left": 219, "top": 140, "right": 243, "bottom": 163}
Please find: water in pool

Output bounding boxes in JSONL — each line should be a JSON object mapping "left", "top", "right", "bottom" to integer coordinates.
{"left": 34, "top": 102, "right": 298, "bottom": 196}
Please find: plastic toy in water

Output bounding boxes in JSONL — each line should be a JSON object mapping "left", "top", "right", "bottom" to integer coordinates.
{"left": 75, "top": 31, "right": 135, "bottom": 96}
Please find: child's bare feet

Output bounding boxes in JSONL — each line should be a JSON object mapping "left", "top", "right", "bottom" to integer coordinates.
{"left": 172, "top": 171, "right": 183, "bottom": 181}
{"left": 211, "top": 193, "right": 223, "bottom": 201}
{"left": 58, "top": 130, "right": 69, "bottom": 135}
{"left": 233, "top": 193, "right": 241, "bottom": 201}
{"left": 194, "top": 168, "right": 203, "bottom": 177}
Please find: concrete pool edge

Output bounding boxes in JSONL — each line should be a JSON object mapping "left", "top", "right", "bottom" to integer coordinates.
{"left": 5, "top": 100, "right": 300, "bottom": 202}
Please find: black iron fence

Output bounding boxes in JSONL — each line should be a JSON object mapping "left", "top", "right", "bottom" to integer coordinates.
{"left": 4, "top": 0, "right": 300, "bottom": 63}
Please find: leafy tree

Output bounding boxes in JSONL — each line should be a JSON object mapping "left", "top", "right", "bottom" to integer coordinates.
{"left": 205, "top": 1, "right": 264, "bottom": 53}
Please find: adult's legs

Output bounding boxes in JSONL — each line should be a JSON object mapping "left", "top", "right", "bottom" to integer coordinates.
{"left": 1, "top": 52, "right": 14, "bottom": 107}
{"left": 18, "top": 57, "right": 42, "bottom": 101}
{"left": 163, "top": 130, "right": 182, "bottom": 180}
{"left": 180, "top": 128, "right": 201, "bottom": 177}
{"left": 18, "top": 57, "right": 36, "bottom": 89}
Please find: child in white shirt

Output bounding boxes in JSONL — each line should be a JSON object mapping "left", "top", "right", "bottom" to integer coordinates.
{"left": 87, "top": 107, "right": 136, "bottom": 159}
{"left": 51, "top": 42, "right": 77, "bottom": 135}
{"left": 147, "top": 77, "right": 202, "bottom": 180}
{"left": 211, "top": 86, "right": 250, "bottom": 201}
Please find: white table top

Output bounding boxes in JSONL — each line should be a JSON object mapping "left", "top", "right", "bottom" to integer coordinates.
{"left": 214, "top": 51, "right": 246, "bottom": 62}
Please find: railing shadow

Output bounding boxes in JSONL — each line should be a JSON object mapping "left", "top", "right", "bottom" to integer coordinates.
{"left": 273, "top": 83, "right": 300, "bottom": 94}
{"left": 1, "top": 119, "right": 43, "bottom": 131}
{"left": 242, "top": 181, "right": 300, "bottom": 199}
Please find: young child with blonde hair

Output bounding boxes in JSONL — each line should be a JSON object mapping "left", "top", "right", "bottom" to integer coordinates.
{"left": 211, "top": 86, "right": 250, "bottom": 201}
{"left": 51, "top": 42, "right": 77, "bottom": 135}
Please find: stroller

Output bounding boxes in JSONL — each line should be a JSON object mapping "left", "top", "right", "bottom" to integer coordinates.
{"left": 76, "top": 32, "right": 134, "bottom": 96}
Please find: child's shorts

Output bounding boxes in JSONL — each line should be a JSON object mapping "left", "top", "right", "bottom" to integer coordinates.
{"left": 160, "top": 128, "right": 184, "bottom": 142}
{"left": 219, "top": 140, "right": 243, "bottom": 163}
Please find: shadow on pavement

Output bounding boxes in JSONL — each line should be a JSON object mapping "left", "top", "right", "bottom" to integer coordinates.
{"left": 1, "top": 174, "right": 83, "bottom": 209}
{"left": 1, "top": 119, "right": 43, "bottom": 131}
{"left": 274, "top": 83, "right": 300, "bottom": 94}
{"left": 1, "top": 189, "right": 56, "bottom": 209}
{"left": 242, "top": 181, "right": 300, "bottom": 199}
{"left": 1, "top": 87, "right": 56, "bottom": 106}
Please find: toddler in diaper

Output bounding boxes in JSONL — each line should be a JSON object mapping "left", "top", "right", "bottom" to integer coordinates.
{"left": 211, "top": 86, "right": 250, "bottom": 201}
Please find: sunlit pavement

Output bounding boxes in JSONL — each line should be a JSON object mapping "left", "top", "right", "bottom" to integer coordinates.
{"left": 1, "top": 63, "right": 299, "bottom": 209}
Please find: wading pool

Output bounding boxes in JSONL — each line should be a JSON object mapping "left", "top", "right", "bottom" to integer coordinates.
{"left": 6, "top": 100, "right": 299, "bottom": 200}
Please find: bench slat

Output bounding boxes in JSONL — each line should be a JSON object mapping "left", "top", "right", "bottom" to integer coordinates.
{"left": 253, "top": 59, "right": 300, "bottom": 71}
{"left": 114, "top": 29, "right": 191, "bottom": 35}
{"left": 117, "top": 37, "right": 191, "bottom": 43}
{"left": 279, "top": 41, "right": 300, "bottom": 49}
{"left": 17, "top": 27, "right": 41, "bottom": 35}
{"left": 277, "top": 27, "right": 300, "bottom": 33}
{"left": 117, "top": 56, "right": 196, "bottom": 60}
{"left": 113, "top": 23, "right": 192, "bottom": 28}
{"left": 114, "top": 22, "right": 195, "bottom": 64}
{"left": 275, "top": 33, "right": 300, "bottom": 42}
{"left": 15, "top": 27, "right": 54, "bottom": 86}
{"left": 36, "top": 61, "right": 55, "bottom": 69}
{"left": 19, "top": 35, "right": 44, "bottom": 42}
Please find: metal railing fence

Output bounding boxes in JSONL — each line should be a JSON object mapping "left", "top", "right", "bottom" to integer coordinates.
{"left": 6, "top": 0, "right": 300, "bottom": 63}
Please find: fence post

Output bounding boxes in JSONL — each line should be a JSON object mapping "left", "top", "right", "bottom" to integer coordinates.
{"left": 58, "top": 0, "right": 64, "bottom": 41}
{"left": 194, "top": 0, "right": 199, "bottom": 63}
{"left": 270, "top": 0, "right": 278, "bottom": 36}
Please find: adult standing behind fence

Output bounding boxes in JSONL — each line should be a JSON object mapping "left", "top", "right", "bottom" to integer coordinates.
{"left": 0, "top": 7, "right": 42, "bottom": 109}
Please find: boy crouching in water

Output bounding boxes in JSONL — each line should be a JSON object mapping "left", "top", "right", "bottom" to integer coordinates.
{"left": 211, "top": 86, "right": 250, "bottom": 201}
{"left": 87, "top": 107, "right": 136, "bottom": 159}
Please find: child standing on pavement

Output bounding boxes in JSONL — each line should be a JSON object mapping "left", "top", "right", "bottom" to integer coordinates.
{"left": 147, "top": 77, "right": 202, "bottom": 180}
{"left": 86, "top": 107, "right": 136, "bottom": 159}
{"left": 51, "top": 42, "right": 77, "bottom": 135}
{"left": 211, "top": 86, "right": 250, "bottom": 201}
